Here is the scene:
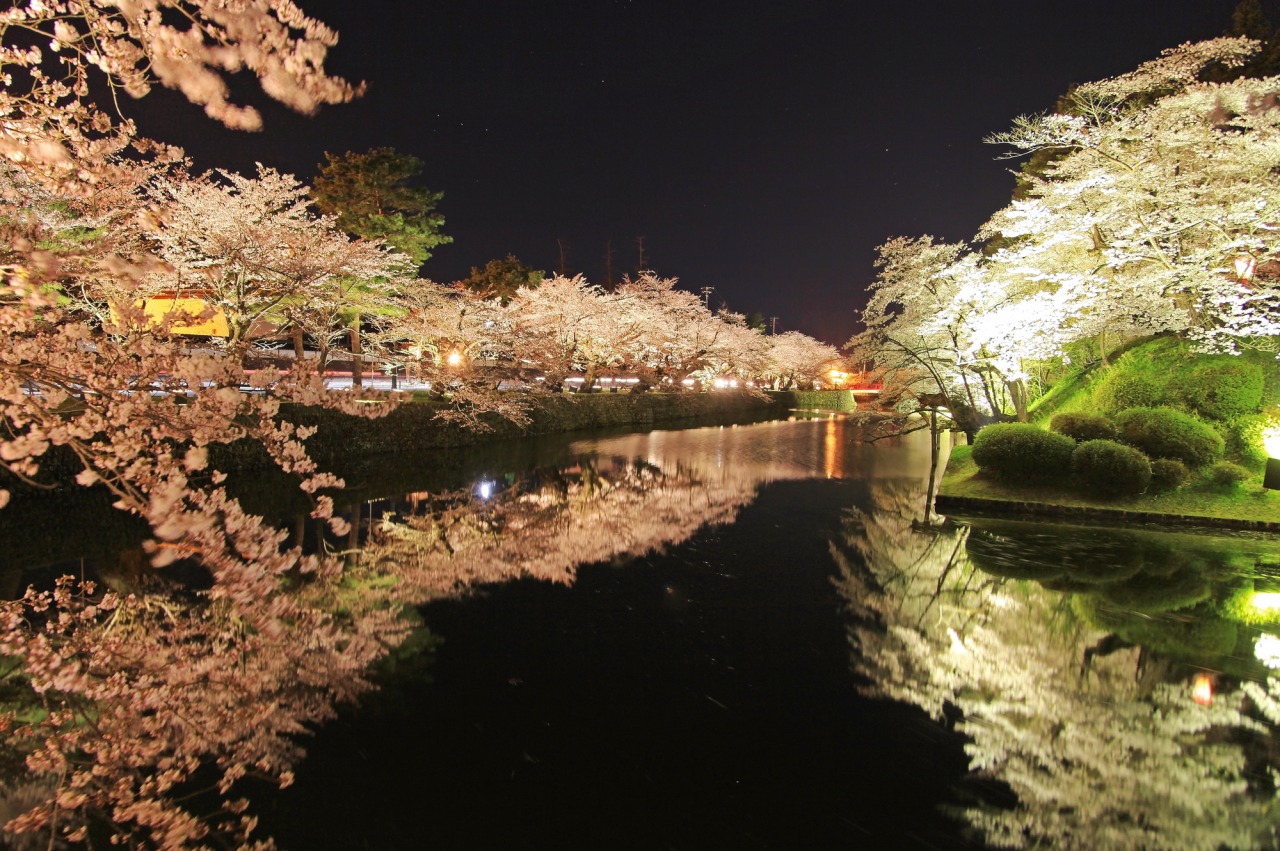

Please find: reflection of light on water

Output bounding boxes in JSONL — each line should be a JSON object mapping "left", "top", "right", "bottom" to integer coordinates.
{"left": 823, "top": 417, "right": 842, "bottom": 479}
{"left": 476, "top": 480, "right": 494, "bottom": 500}
{"left": 1255, "top": 634, "right": 1280, "bottom": 669}
{"left": 1192, "top": 673, "right": 1214, "bottom": 706}
{"left": 1252, "top": 592, "right": 1280, "bottom": 611}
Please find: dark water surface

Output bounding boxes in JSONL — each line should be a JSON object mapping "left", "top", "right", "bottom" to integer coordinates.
{"left": 7, "top": 416, "right": 1280, "bottom": 850}
{"left": 265, "top": 418, "right": 978, "bottom": 850}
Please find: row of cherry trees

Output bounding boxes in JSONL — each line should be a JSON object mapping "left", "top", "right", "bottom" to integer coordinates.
{"left": 850, "top": 37, "right": 1280, "bottom": 422}
{"left": 16, "top": 144, "right": 841, "bottom": 399}
{"left": 372, "top": 271, "right": 840, "bottom": 394}
{"left": 128, "top": 163, "right": 839, "bottom": 395}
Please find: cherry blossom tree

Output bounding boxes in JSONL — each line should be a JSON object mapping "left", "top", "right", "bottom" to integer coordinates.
{"left": 372, "top": 283, "right": 533, "bottom": 428}
{"left": 857, "top": 37, "right": 1280, "bottom": 425}
{"left": 502, "top": 274, "right": 640, "bottom": 391}
{"left": 611, "top": 272, "right": 711, "bottom": 387}
{"left": 144, "top": 164, "right": 412, "bottom": 347}
{"left": 763, "top": 331, "right": 840, "bottom": 390}
{"left": 982, "top": 37, "right": 1280, "bottom": 355}
{"left": 846, "top": 237, "right": 1021, "bottom": 429}
{"left": 0, "top": 2, "right": 420, "bottom": 847}
{"left": 0, "top": 0, "right": 359, "bottom": 191}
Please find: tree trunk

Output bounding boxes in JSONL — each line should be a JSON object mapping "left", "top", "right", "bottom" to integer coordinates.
{"left": 292, "top": 325, "right": 305, "bottom": 361}
{"left": 349, "top": 320, "right": 363, "bottom": 388}
{"left": 958, "top": 369, "right": 980, "bottom": 416}
{"left": 1005, "top": 378, "right": 1030, "bottom": 422}
{"left": 924, "top": 407, "right": 939, "bottom": 524}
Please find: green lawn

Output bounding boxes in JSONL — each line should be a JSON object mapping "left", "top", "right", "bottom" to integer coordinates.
{"left": 939, "top": 444, "right": 1280, "bottom": 525}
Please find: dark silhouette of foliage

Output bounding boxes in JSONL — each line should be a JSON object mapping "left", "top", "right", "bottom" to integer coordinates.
{"left": 457, "top": 254, "right": 544, "bottom": 304}
{"left": 312, "top": 147, "right": 451, "bottom": 266}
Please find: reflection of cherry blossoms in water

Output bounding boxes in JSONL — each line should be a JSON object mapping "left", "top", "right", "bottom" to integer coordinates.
{"left": 0, "top": 445, "right": 780, "bottom": 849}
{"left": 833, "top": 481, "right": 1280, "bottom": 851}
{"left": 360, "top": 415, "right": 936, "bottom": 604}
{"left": 366, "top": 456, "right": 770, "bottom": 600}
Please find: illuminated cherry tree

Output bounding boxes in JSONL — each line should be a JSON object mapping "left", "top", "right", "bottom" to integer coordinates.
{"left": 761, "top": 331, "right": 840, "bottom": 390}
{"left": 846, "top": 237, "right": 1032, "bottom": 424}
{"left": 0, "top": 1, "right": 421, "bottom": 847}
{"left": 144, "top": 165, "right": 412, "bottom": 346}
{"left": 982, "top": 37, "right": 1280, "bottom": 355}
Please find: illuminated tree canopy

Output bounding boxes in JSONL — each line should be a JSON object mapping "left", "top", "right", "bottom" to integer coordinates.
{"left": 851, "top": 37, "right": 1280, "bottom": 420}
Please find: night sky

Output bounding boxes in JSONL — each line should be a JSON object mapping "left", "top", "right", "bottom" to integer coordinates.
{"left": 129, "top": 0, "right": 1266, "bottom": 345}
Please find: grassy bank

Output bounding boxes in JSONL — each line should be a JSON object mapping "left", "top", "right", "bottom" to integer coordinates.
{"left": 937, "top": 443, "right": 1280, "bottom": 529}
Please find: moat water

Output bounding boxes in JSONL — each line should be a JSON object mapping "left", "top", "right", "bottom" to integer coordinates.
{"left": 6, "top": 416, "right": 1280, "bottom": 849}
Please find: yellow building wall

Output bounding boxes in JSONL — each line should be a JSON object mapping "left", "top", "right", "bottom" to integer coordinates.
{"left": 138, "top": 297, "right": 229, "bottom": 337}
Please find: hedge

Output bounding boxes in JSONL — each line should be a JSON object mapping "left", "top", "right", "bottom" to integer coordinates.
{"left": 1093, "top": 371, "right": 1165, "bottom": 414}
{"left": 1149, "top": 458, "right": 1190, "bottom": 492}
{"left": 767, "top": 389, "right": 858, "bottom": 411}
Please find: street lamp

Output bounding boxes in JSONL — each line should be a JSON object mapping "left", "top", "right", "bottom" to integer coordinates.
{"left": 446, "top": 350, "right": 462, "bottom": 367}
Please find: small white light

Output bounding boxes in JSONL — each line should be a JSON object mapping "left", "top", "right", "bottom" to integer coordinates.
{"left": 1256, "top": 634, "right": 1280, "bottom": 669}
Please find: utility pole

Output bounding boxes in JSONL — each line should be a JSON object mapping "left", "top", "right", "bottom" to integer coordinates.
{"left": 603, "top": 240, "right": 615, "bottom": 288}
{"left": 769, "top": 316, "right": 779, "bottom": 335}
{"left": 556, "top": 239, "right": 571, "bottom": 277}
{"left": 701, "top": 286, "right": 714, "bottom": 307}
{"left": 635, "top": 235, "right": 647, "bottom": 273}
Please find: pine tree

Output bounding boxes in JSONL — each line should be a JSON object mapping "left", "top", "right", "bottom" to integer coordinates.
{"left": 312, "top": 147, "right": 451, "bottom": 266}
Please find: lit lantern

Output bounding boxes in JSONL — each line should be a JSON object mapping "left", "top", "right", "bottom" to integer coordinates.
{"left": 1252, "top": 591, "right": 1280, "bottom": 611}
{"left": 1192, "top": 673, "right": 1213, "bottom": 706}
{"left": 1235, "top": 254, "right": 1258, "bottom": 283}
{"left": 1264, "top": 423, "right": 1280, "bottom": 490}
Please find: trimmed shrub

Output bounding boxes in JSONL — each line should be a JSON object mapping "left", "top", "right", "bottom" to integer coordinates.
{"left": 1182, "top": 359, "right": 1264, "bottom": 421}
{"left": 1149, "top": 458, "right": 1190, "bottom": 492}
{"left": 1093, "top": 371, "right": 1164, "bottom": 414}
{"left": 1207, "top": 460, "right": 1253, "bottom": 489}
{"left": 1113, "top": 406, "right": 1224, "bottom": 468}
{"left": 1071, "top": 439, "right": 1152, "bottom": 498}
{"left": 971, "top": 423, "right": 1076, "bottom": 482}
{"left": 1050, "top": 412, "right": 1117, "bottom": 442}
{"left": 1217, "top": 413, "right": 1268, "bottom": 469}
